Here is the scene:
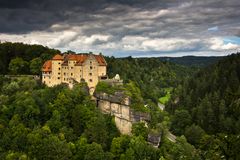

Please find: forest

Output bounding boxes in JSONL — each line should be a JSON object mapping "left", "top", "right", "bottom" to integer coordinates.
{"left": 0, "top": 42, "right": 239, "bottom": 159}
{"left": 167, "top": 54, "right": 240, "bottom": 159}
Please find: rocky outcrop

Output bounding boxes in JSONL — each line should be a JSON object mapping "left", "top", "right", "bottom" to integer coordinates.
{"left": 148, "top": 132, "right": 162, "bottom": 148}
{"left": 94, "top": 92, "right": 150, "bottom": 135}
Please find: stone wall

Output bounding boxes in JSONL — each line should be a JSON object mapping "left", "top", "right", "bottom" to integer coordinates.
{"left": 95, "top": 92, "right": 150, "bottom": 135}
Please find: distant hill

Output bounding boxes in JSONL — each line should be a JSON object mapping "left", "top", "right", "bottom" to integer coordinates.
{"left": 168, "top": 53, "right": 240, "bottom": 134}
{"left": 106, "top": 56, "right": 196, "bottom": 103}
{"left": 159, "top": 56, "right": 225, "bottom": 67}
{"left": 166, "top": 53, "right": 240, "bottom": 159}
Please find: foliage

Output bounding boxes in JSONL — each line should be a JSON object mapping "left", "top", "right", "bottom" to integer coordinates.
{"left": 168, "top": 53, "right": 240, "bottom": 134}
{"left": 184, "top": 124, "right": 205, "bottom": 146}
{"left": 159, "top": 56, "right": 223, "bottom": 67}
{"left": 106, "top": 56, "right": 196, "bottom": 103}
{"left": 0, "top": 42, "right": 59, "bottom": 74}
{"left": 0, "top": 77, "right": 167, "bottom": 159}
{"left": 170, "top": 109, "right": 192, "bottom": 135}
{"left": 1, "top": 42, "right": 238, "bottom": 159}
{"left": 131, "top": 122, "right": 148, "bottom": 139}
{"left": 95, "top": 81, "right": 124, "bottom": 95}
{"left": 95, "top": 81, "right": 149, "bottom": 112}
{"left": 159, "top": 88, "right": 172, "bottom": 104}
{"left": 30, "top": 58, "right": 43, "bottom": 74}
{"left": 8, "top": 58, "right": 29, "bottom": 75}
{"left": 167, "top": 53, "right": 240, "bottom": 159}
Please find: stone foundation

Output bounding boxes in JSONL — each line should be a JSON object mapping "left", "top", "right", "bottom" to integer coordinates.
{"left": 95, "top": 92, "right": 150, "bottom": 135}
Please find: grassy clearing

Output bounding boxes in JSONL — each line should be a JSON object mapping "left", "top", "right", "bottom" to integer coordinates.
{"left": 159, "top": 88, "right": 172, "bottom": 104}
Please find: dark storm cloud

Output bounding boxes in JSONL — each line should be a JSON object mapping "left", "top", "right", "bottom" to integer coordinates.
{"left": 0, "top": 0, "right": 173, "bottom": 33}
{"left": 0, "top": 0, "right": 239, "bottom": 56}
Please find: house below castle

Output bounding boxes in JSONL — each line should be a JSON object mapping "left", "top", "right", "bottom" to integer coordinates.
{"left": 41, "top": 53, "right": 107, "bottom": 94}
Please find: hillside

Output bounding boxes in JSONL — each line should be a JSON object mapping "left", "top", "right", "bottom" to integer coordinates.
{"left": 0, "top": 42, "right": 202, "bottom": 160}
{"left": 106, "top": 56, "right": 197, "bottom": 103}
{"left": 0, "top": 42, "right": 59, "bottom": 74}
{"left": 0, "top": 76, "right": 202, "bottom": 160}
{"left": 1, "top": 42, "right": 239, "bottom": 159}
{"left": 167, "top": 53, "right": 240, "bottom": 159}
{"left": 159, "top": 56, "right": 224, "bottom": 67}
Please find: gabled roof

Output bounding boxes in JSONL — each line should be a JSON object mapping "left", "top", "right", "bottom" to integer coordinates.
{"left": 52, "top": 54, "right": 64, "bottom": 60}
{"left": 41, "top": 53, "right": 107, "bottom": 72}
{"left": 66, "top": 54, "right": 88, "bottom": 63}
{"left": 94, "top": 54, "right": 107, "bottom": 66}
{"left": 64, "top": 53, "right": 107, "bottom": 66}
{"left": 42, "top": 60, "right": 52, "bottom": 72}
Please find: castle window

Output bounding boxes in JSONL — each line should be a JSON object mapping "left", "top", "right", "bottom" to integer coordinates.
{"left": 90, "top": 66, "right": 93, "bottom": 69}
{"left": 58, "top": 72, "right": 60, "bottom": 75}
{"left": 64, "top": 72, "right": 66, "bottom": 75}
{"left": 58, "top": 68, "right": 60, "bottom": 70}
{"left": 90, "top": 61, "right": 92, "bottom": 64}
{"left": 71, "top": 73, "right": 73, "bottom": 76}
{"left": 58, "top": 62, "right": 60, "bottom": 64}
{"left": 71, "top": 67, "right": 73, "bottom": 69}
{"left": 89, "top": 73, "right": 92, "bottom": 76}
{"left": 58, "top": 77, "right": 60, "bottom": 79}
{"left": 89, "top": 79, "right": 92, "bottom": 82}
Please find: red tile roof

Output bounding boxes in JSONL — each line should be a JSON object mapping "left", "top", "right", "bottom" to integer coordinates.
{"left": 94, "top": 55, "right": 107, "bottom": 66}
{"left": 65, "top": 53, "right": 107, "bottom": 66}
{"left": 42, "top": 60, "right": 52, "bottom": 72}
{"left": 52, "top": 54, "right": 64, "bottom": 60}
{"left": 41, "top": 53, "right": 106, "bottom": 71}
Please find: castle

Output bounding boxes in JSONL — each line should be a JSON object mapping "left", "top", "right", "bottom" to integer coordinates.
{"left": 41, "top": 53, "right": 107, "bottom": 94}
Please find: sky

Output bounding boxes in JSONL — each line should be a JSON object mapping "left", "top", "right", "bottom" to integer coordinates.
{"left": 0, "top": 0, "right": 240, "bottom": 57}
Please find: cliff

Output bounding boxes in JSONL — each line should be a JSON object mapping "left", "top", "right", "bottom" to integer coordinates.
{"left": 94, "top": 92, "right": 150, "bottom": 135}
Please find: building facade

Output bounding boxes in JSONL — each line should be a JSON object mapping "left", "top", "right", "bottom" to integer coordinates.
{"left": 42, "top": 53, "right": 107, "bottom": 94}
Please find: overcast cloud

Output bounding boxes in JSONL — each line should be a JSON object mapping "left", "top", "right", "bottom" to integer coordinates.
{"left": 0, "top": 0, "right": 240, "bottom": 57}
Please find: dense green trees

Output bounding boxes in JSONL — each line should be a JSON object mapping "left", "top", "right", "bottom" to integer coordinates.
{"left": 30, "top": 58, "right": 43, "bottom": 74}
{"left": 1, "top": 42, "right": 239, "bottom": 159}
{"left": 170, "top": 109, "right": 192, "bottom": 135}
{"left": 8, "top": 58, "right": 29, "bottom": 74}
{"left": 0, "top": 77, "right": 172, "bottom": 159}
{"left": 168, "top": 53, "right": 240, "bottom": 135}
{"left": 106, "top": 56, "right": 196, "bottom": 103}
{"left": 0, "top": 42, "right": 58, "bottom": 74}
{"left": 0, "top": 77, "right": 113, "bottom": 159}
{"left": 167, "top": 53, "right": 240, "bottom": 159}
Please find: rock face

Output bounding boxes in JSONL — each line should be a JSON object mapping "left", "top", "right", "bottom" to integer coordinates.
{"left": 94, "top": 92, "right": 150, "bottom": 135}
{"left": 148, "top": 133, "right": 162, "bottom": 148}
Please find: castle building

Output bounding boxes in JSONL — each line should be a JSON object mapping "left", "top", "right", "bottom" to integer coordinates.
{"left": 41, "top": 53, "right": 107, "bottom": 94}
